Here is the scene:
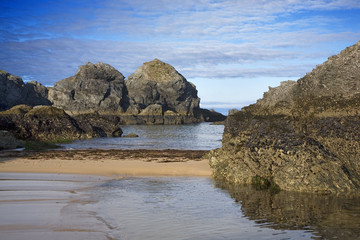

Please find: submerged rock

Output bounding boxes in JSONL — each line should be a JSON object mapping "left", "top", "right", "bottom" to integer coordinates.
{"left": 210, "top": 40, "right": 360, "bottom": 194}
{"left": 123, "top": 133, "right": 139, "bottom": 138}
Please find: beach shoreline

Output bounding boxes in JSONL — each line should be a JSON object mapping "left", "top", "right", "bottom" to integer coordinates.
{"left": 0, "top": 149, "right": 212, "bottom": 238}
{"left": 0, "top": 149, "right": 212, "bottom": 177}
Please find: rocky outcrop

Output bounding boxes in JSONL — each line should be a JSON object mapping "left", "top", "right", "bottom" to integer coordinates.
{"left": 0, "top": 130, "right": 24, "bottom": 150}
{"left": 0, "top": 71, "right": 50, "bottom": 111}
{"left": 49, "top": 62, "right": 128, "bottom": 114}
{"left": 0, "top": 105, "right": 123, "bottom": 142}
{"left": 48, "top": 59, "right": 225, "bottom": 124}
{"left": 210, "top": 40, "right": 360, "bottom": 194}
{"left": 126, "top": 59, "right": 200, "bottom": 116}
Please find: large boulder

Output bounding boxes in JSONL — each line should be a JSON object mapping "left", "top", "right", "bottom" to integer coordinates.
{"left": 210, "top": 40, "right": 360, "bottom": 194}
{"left": 125, "top": 59, "right": 201, "bottom": 116}
{"left": 0, "top": 71, "right": 50, "bottom": 111}
{"left": 0, "top": 105, "right": 123, "bottom": 141}
{"left": 49, "top": 62, "right": 128, "bottom": 114}
{"left": 0, "top": 105, "right": 84, "bottom": 141}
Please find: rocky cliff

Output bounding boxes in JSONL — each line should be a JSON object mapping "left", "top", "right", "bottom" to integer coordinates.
{"left": 210, "top": 40, "right": 360, "bottom": 194}
{"left": 0, "top": 71, "right": 51, "bottom": 111}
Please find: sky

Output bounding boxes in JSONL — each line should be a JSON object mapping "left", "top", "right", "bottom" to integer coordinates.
{"left": 1, "top": 0, "right": 360, "bottom": 114}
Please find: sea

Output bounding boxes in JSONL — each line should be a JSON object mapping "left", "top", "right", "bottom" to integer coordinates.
{"left": 2, "top": 123, "right": 360, "bottom": 239}
{"left": 62, "top": 122, "right": 224, "bottom": 150}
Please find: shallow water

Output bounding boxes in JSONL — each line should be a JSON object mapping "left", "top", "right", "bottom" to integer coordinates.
{"left": 62, "top": 123, "right": 224, "bottom": 150}
{"left": 85, "top": 177, "right": 360, "bottom": 240}
{"left": 1, "top": 174, "right": 360, "bottom": 239}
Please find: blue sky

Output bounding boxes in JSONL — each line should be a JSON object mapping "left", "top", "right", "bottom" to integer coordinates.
{"left": 1, "top": 0, "right": 360, "bottom": 113}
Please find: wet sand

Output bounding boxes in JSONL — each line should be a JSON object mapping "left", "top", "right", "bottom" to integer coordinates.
{"left": 0, "top": 172, "right": 114, "bottom": 240}
{"left": 0, "top": 149, "right": 212, "bottom": 177}
{"left": 0, "top": 149, "right": 212, "bottom": 239}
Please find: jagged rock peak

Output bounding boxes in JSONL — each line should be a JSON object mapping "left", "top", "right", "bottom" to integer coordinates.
{"left": 128, "top": 58, "right": 185, "bottom": 83}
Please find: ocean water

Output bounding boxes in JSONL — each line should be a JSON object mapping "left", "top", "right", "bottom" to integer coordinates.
{"left": 63, "top": 122, "right": 224, "bottom": 150}
{"left": 71, "top": 177, "right": 360, "bottom": 240}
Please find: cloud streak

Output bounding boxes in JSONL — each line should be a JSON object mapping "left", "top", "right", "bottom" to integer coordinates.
{"left": 1, "top": 0, "right": 359, "bottom": 107}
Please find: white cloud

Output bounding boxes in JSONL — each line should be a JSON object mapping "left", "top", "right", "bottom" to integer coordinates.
{"left": 0, "top": 0, "right": 359, "bottom": 105}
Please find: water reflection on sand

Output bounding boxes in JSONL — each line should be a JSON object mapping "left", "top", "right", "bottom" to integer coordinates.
{"left": 216, "top": 181, "right": 360, "bottom": 239}
{"left": 1, "top": 173, "right": 360, "bottom": 240}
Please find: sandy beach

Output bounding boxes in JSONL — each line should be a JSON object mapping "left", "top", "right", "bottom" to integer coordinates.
{"left": 0, "top": 149, "right": 212, "bottom": 239}
{"left": 0, "top": 149, "right": 212, "bottom": 177}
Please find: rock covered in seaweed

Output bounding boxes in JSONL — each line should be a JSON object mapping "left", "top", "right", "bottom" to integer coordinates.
{"left": 0, "top": 105, "right": 123, "bottom": 142}
{"left": 210, "top": 40, "right": 360, "bottom": 194}
{"left": 0, "top": 130, "right": 24, "bottom": 150}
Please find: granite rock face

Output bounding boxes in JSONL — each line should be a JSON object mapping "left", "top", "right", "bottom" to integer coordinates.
{"left": 126, "top": 59, "right": 201, "bottom": 117}
{"left": 0, "top": 71, "right": 50, "bottom": 111}
{"left": 49, "top": 62, "right": 128, "bottom": 114}
{"left": 210, "top": 40, "right": 360, "bottom": 194}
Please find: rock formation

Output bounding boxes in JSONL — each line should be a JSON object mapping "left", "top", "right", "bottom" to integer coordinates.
{"left": 0, "top": 71, "right": 50, "bottom": 111}
{"left": 210, "top": 40, "right": 360, "bottom": 194}
{"left": 0, "top": 105, "right": 123, "bottom": 142}
{"left": 126, "top": 58, "right": 200, "bottom": 116}
{"left": 49, "top": 62, "right": 128, "bottom": 114}
{"left": 0, "top": 130, "right": 24, "bottom": 150}
{"left": 49, "top": 59, "right": 225, "bottom": 124}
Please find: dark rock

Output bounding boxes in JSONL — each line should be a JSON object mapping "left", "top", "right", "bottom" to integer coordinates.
{"left": 210, "top": 40, "right": 360, "bottom": 194}
{"left": 0, "top": 105, "right": 85, "bottom": 141}
{"left": 0, "top": 71, "right": 50, "bottom": 111}
{"left": 123, "top": 133, "right": 139, "bottom": 138}
{"left": 0, "top": 130, "right": 24, "bottom": 150}
{"left": 23, "top": 81, "right": 51, "bottom": 106}
{"left": 0, "top": 71, "right": 25, "bottom": 110}
{"left": 45, "top": 59, "right": 224, "bottom": 125}
{"left": 49, "top": 62, "right": 127, "bottom": 114}
{"left": 126, "top": 59, "right": 201, "bottom": 117}
{"left": 199, "top": 108, "right": 227, "bottom": 122}
{"left": 0, "top": 105, "right": 123, "bottom": 141}
{"left": 72, "top": 114, "right": 123, "bottom": 138}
